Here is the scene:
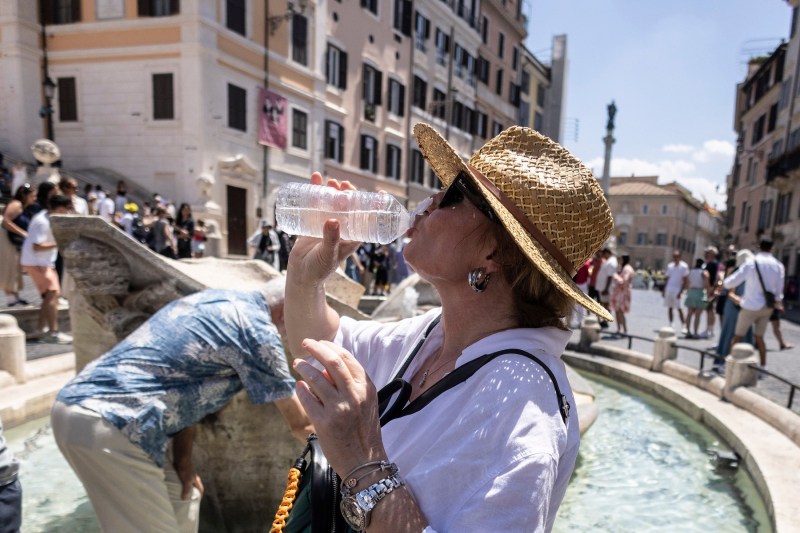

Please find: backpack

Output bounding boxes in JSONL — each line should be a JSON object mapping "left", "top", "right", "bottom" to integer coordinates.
{"left": 131, "top": 217, "right": 149, "bottom": 244}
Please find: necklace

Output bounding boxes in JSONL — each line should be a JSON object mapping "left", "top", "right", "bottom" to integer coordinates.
{"left": 418, "top": 352, "right": 460, "bottom": 388}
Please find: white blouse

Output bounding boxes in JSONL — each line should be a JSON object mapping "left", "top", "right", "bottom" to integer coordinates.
{"left": 335, "top": 309, "right": 579, "bottom": 532}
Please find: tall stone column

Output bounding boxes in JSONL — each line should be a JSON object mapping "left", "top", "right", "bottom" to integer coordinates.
{"left": 601, "top": 101, "right": 617, "bottom": 197}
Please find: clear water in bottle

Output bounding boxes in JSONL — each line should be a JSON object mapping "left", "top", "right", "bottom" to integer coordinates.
{"left": 275, "top": 183, "right": 414, "bottom": 244}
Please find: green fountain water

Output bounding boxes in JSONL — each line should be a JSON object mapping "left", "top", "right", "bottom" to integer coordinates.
{"left": 8, "top": 371, "right": 770, "bottom": 532}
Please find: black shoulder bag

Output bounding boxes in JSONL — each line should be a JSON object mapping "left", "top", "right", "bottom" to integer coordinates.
{"left": 753, "top": 261, "right": 777, "bottom": 308}
{"left": 270, "top": 315, "right": 570, "bottom": 533}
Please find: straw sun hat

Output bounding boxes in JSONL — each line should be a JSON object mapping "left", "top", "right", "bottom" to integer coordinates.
{"left": 413, "top": 122, "right": 614, "bottom": 321}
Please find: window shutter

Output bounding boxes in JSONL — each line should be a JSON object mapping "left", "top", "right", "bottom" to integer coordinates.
{"left": 170, "top": 0, "right": 180, "bottom": 14}
{"left": 398, "top": 83, "right": 405, "bottom": 117}
{"left": 375, "top": 70, "right": 383, "bottom": 105}
{"left": 360, "top": 136, "right": 368, "bottom": 169}
{"left": 338, "top": 126, "right": 344, "bottom": 163}
{"left": 137, "top": 0, "right": 150, "bottom": 16}
{"left": 424, "top": 18, "right": 430, "bottom": 39}
{"left": 386, "top": 146, "right": 392, "bottom": 177}
{"left": 72, "top": 0, "right": 81, "bottom": 21}
{"left": 373, "top": 138, "right": 378, "bottom": 172}
{"left": 292, "top": 15, "right": 307, "bottom": 48}
{"left": 401, "top": 0, "right": 412, "bottom": 36}
{"left": 362, "top": 65, "right": 369, "bottom": 101}
{"left": 340, "top": 52, "right": 348, "bottom": 90}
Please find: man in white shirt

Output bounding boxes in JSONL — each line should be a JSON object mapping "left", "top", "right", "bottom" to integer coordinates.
{"left": 97, "top": 192, "right": 116, "bottom": 223}
{"left": 723, "top": 239, "right": 786, "bottom": 365}
{"left": 20, "top": 195, "right": 73, "bottom": 344}
{"left": 59, "top": 177, "right": 88, "bottom": 215}
{"left": 663, "top": 250, "right": 689, "bottom": 330}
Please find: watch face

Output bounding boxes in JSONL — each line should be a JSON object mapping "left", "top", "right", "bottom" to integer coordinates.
{"left": 341, "top": 497, "right": 367, "bottom": 530}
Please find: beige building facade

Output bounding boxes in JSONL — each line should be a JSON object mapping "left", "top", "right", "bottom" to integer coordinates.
{"left": 0, "top": 0, "right": 565, "bottom": 256}
{"left": 760, "top": 0, "right": 800, "bottom": 304}
{"left": 609, "top": 176, "right": 722, "bottom": 272}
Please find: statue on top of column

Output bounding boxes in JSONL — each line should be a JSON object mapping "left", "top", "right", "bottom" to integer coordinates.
{"left": 606, "top": 100, "right": 617, "bottom": 131}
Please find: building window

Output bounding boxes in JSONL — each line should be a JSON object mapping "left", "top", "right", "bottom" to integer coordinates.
{"left": 512, "top": 46, "right": 519, "bottom": 70}
{"left": 618, "top": 232, "right": 627, "bottom": 246}
{"left": 661, "top": 204, "right": 668, "bottom": 215}
{"left": 533, "top": 111, "right": 543, "bottom": 131}
{"left": 415, "top": 12, "right": 430, "bottom": 51}
{"left": 393, "top": 0, "right": 412, "bottom": 36}
{"left": 411, "top": 149, "right": 425, "bottom": 184}
{"left": 642, "top": 204, "right": 649, "bottom": 215}
{"left": 292, "top": 15, "right": 308, "bottom": 66}
{"left": 495, "top": 68, "right": 503, "bottom": 96}
{"left": 758, "top": 199, "right": 773, "bottom": 231}
{"left": 412, "top": 76, "right": 427, "bottom": 110}
{"left": 637, "top": 232, "right": 647, "bottom": 245}
{"left": 362, "top": 64, "right": 383, "bottom": 105}
{"left": 521, "top": 69, "right": 530, "bottom": 93}
{"left": 41, "top": 0, "right": 81, "bottom": 24}
{"left": 388, "top": 79, "right": 405, "bottom": 116}
{"left": 227, "top": 83, "right": 246, "bottom": 131}
{"left": 386, "top": 144, "right": 402, "bottom": 180}
{"left": 746, "top": 157, "right": 758, "bottom": 184}
{"left": 519, "top": 101, "right": 530, "bottom": 127}
{"left": 537, "top": 83, "right": 546, "bottom": 107}
{"left": 509, "top": 83, "right": 520, "bottom": 106}
{"left": 477, "top": 56, "right": 490, "bottom": 84}
{"left": 751, "top": 114, "right": 766, "bottom": 145}
{"left": 138, "top": 0, "right": 179, "bottom": 16}
{"left": 325, "top": 120, "right": 344, "bottom": 163}
{"left": 361, "top": 0, "right": 378, "bottom": 15}
{"left": 493, "top": 120, "right": 503, "bottom": 136}
{"left": 452, "top": 101, "right": 464, "bottom": 130}
{"left": 326, "top": 45, "right": 348, "bottom": 90}
{"left": 498, "top": 33, "right": 505, "bottom": 58}
{"left": 744, "top": 203, "right": 752, "bottom": 232}
{"left": 776, "top": 192, "right": 793, "bottom": 224}
{"left": 656, "top": 232, "right": 667, "bottom": 246}
{"left": 226, "top": 0, "right": 245, "bottom": 36}
{"left": 476, "top": 111, "right": 488, "bottom": 138}
{"left": 481, "top": 15, "right": 488, "bottom": 44}
{"left": 57, "top": 77, "right": 78, "bottom": 122}
{"left": 435, "top": 28, "right": 450, "bottom": 66}
{"left": 432, "top": 89, "right": 446, "bottom": 119}
{"left": 152, "top": 73, "right": 174, "bottom": 120}
{"left": 292, "top": 109, "right": 308, "bottom": 150}
{"left": 360, "top": 134, "right": 378, "bottom": 173}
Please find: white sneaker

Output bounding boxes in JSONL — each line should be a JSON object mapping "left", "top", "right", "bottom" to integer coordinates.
{"left": 58, "top": 297, "right": 70, "bottom": 306}
{"left": 42, "top": 331, "right": 73, "bottom": 344}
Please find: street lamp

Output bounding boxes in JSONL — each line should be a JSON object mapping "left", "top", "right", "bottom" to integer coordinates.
{"left": 40, "top": 76, "right": 56, "bottom": 141}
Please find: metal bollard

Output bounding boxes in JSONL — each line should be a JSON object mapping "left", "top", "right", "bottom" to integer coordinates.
{"left": 0, "top": 314, "right": 26, "bottom": 384}
{"left": 651, "top": 327, "right": 677, "bottom": 372}
{"left": 579, "top": 316, "right": 601, "bottom": 351}
{"left": 724, "top": 343, "right": 759, "bottom": 392}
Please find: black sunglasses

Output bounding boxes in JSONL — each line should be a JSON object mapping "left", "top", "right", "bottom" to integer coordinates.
{"left": 439, "top": 173, "right": 497, "bottom": 222}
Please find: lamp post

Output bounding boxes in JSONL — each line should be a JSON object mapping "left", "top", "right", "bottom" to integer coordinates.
{"left": 41, "top": 76, "right": 56, "bottom": 141}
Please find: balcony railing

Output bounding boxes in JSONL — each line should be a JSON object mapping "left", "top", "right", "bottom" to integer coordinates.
{"left": 766, "top": 144, "right": 800, "bottom": 182}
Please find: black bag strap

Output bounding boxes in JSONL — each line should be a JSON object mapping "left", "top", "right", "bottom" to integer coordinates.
{"left": 377, "top": 347, "right": 570, "bottom": 427}
{"left": 376, "top": 314, "right": 441, "bottom": 417}
{"left": 753, "top": 260, "right": 769, "bottom": 295}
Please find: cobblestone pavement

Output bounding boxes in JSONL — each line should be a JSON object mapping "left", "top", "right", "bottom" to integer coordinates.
{"left": 570, "top": 288, "right": 800, "bottom": 415}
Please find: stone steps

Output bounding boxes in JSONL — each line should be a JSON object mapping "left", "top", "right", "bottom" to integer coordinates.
{"left": 1, "top": 304, "right": 71, "bottom": 336}
{"left": 0, "top": 353, "right": 75, "bottom": 428}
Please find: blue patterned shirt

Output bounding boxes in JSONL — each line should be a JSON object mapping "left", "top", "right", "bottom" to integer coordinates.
{"left": 57, "top": 289, "right": 295, "bottom": 466}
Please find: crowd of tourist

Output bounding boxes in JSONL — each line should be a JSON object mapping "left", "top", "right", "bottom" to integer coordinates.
{"left": 0, "top": 168, "right": 213, "bottom": 340}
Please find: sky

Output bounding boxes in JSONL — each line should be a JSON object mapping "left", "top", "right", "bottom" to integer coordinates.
{"left": 526, "top": 0, "right": 792, "bottom": 211}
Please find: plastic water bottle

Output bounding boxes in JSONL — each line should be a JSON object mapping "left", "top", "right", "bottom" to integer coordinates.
{"left": 276, "top": 183, "right": 424, "bottom": 244}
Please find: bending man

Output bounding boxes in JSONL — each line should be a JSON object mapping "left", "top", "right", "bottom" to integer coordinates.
{"left": 51, "top": 278, "right": 310, "bottom": 533}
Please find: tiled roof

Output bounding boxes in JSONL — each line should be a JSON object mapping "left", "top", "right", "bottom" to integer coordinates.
{"left": 609, "top": 181, "right": 676, "bottom": 196}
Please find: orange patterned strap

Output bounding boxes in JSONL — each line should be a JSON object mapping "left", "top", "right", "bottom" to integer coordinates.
{"left": 270, "top": 467, "right": 302, "bottom": 533}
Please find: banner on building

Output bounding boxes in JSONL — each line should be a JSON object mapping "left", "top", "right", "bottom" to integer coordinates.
{"left": 259, "top": 88, "right": 288, "bottom": 149}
